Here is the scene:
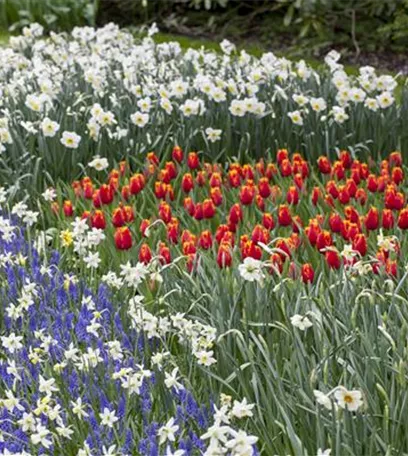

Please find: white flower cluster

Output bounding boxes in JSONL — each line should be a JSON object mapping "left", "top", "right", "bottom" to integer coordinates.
{"left": 201, "top": 394, "right": 258, "bottom": 456}
{"left": 128, "top": 295, "right": 217, "bottom": 366}
{"left": 0, "top": 22, "right": 399, "bottom": 168}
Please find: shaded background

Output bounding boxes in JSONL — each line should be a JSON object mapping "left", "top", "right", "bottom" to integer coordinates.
{"left": 0, "top": 0, "right": 407, "bottom": 73}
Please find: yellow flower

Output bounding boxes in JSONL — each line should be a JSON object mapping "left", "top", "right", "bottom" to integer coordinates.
{"left": 60, "top": 230, "right": 73, "bottom": 247}
{"left": 64, "top": 274, "right": 78, "bottom": 291}
{"left": 34, "top": 396, "right": 51, "bottom": 416}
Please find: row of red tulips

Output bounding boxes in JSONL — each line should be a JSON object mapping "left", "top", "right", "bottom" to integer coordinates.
{"left": 50, "top": 147, "right": 407, "bottom": 282}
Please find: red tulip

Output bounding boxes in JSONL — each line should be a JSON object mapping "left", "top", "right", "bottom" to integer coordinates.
{"left": 317, "top": 156, "right": 331, "bottom": 174}
{"left": 91, "top": 210, "right": 106, "bottom": 230}
{"left": 112, "top": 206, "right": 125, "bottom": 227}
{"left": 367, "top": 174, "right": 378, "bottom": 192}
{"left": 172, "top": 145, "right": 183, "bottom": 163}
{"left": 385, "top": 259, "right": 397, "bottom": 277}
{"left": 114, "top": 226, "right": 132, "bottom": 250}
{"left": 280, "top": 159, "right": 292, "bottom": 177}
{"left": 139, "top": 243, "right": 153, "bottom": 264}
{"left": 389, "top": 151, "right": 402, "bottom": 167}
{"left": 326, "top": 180, "right": 339, "bottom": 199}
{"left": 262, "top": 213, "right": 275, "bottom": 231}
{"left": 202, "top": 199, "right": 216, "bottom": 219}
{"left": 251, "top": 224, "right": 270, "bottom": 245}
{"left": 258, "top": 177, "right": 271, "bottom": 198}
{"left": 187, "top": 152, "right": 199, "bottom": 170}
{"left": 193, "top": 202, "right": 203, "bottom": 221}
{"left": 229, "top": 204, "right": 243, "bottom": 225}
{"left": 195, "top": 171, "right": 206, "bottom": 187}
{"left": 352, "top": 233, "right": 367, "bottom": 257}
{"left": 228, "top": 169, "right": 241, "bottom": 188}
{"left": 183, "top": 197, "right": 195, "bottom": 216}
{"left": 338, "top": 186, "right": 350, "bottom": 204}
{"left": 121, "top": 185, "right": 130, "bottom": 201}
{"left": 382, "top": 209, "right": 394, "bottom": 229}
{"left": 269, "top": 253, "right": 284, "bottom": 274}
{"left": 217, "top": 242, "right": 233, "bottom": 268}
{"left": 199, "top": 230, "right": 213, "bottom": 250}
{"left": 129, "top": 173, "right": 145, "bottom": 195}
{"left": 355, "top": 188, "right": 367, "bottom": 205}
{"left": 239, "top": 185, "right": 255, "bottom": 205}
{"left": 182, "top": 173, "right": 194, "bottom": 193}
{"left": 329, "top": 213, "right": 343, "bottom": 233}
{"left": 83, "top": 183, "right": 94, "bottom": 199}
{"left": 154, "top": 181, "right": 167, "bottom": 199}
{"left": 345, "top": 178, "right": 357, "bottom": 198}
{"left": 276, "top": 148, "right": 289, "bottom": 165}
{"left": 63, "top": 200, "right": 74, "bottom": 217}
{"left": 332, "top": 161, "right": 345, "bottom": 180}
{"left": 277, "top": 205, "right": 291, "bottom": 226}
{"left": 165, "top": 161, "right": 177, "bottom": 180}
{"left": 159, "top": 201, "right": 172, "bottom": 224}
{"left": 305, "top": 221, "right": 321, "bottom": 246}
{"left": 340, "top": 150, "right": 352, "bottom": 169}
{"left": 286, "top": 186, "right": 299, "bottom": 205}
{"left": 158, "top": 242, "right": 171, "bottom": 265}
{"left": 210, "top": 187, "right": 223, "bottom": 206}
{"left": 241, "top": 240, "right": 262, "bottom": 260}
{"left": 397, "top": 207, "right": 408, "bottom": 229}
{"left": 140, "top": 219, "right": 150, "bottom": 237}
{"left": 316, "top": 230, "right": 333, "bottom": 252}
{"left": 265, "top": 163, "right": 277, "bottom": 180}
{"left": 311, "top": 187, "right": 321, "bottom": 205}
{"left": 301, "top": 263, "right": 315, "bottom": 283}
{"left": 167, "top": 219, "right": 179, "bottom": 244}
{"left": 325, "top": 250, "right": 341, "bottom": 269}
{"left": 365, "top": 207, "right": 379, "bottom": 231}
{"left": 147, "top": 152, "right": 159, "bottom": 166}
{"left": 344, "top": 206, "right": 359, "bottom": 223}
{"left": 209, "top": 172, "right": 222, "bottom": 188}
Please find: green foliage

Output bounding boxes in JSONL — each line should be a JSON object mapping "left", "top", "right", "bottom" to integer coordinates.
{"left": 100, "top": 0, "right": 408, "bottom": 60}
{"left": 0, "top": 0, "right": 98, "bottom": 32}
{"left": 378, "top": 0, "right": 408, "bottom": 51}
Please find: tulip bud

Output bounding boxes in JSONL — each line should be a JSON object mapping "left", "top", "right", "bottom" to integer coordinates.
{"left": 317, "top": 156, "right": 331, "bottom": 174}
{"left": 382, "top": 209, "right": 394, "bottom": 229}
{"left": 210, "top": 187, "right": 223, "bottom": 206}
{"left": 63, "top": 200, "right": 74, "bottom": 217}
{"left": 277, "top": 205, "right": 291, "bottom": 226}
{"left": 158, "top": 242, "right": 171, "bottom": 265}
{"left": 239, "top": 185, "right": 255, "bottom": 205}
{"left": 187, "top": 152, "right": 199, "bottom": 170}
{"left": 365, "top": 207, "right": 379, "bottom": 231}
{"left": 139, "top": 243, "right": 152, "bottom": 264}
{"left": 325, "top": 250, "right": 341, "bottom": 269}
{"left": 140, "top": 219, "right": 150, "bottom": 237}
{"left": 181, "top": 173, "right": 194, "bottom": 193}
{"left": 130, "top": 173, "right": 146, "bottom": 195}
{"left": 286, "top": 186, "right": 299, "bottom": 205}
{"left": 397, "top": 208, "right": 408, "bottom": 229}
{"left": 229, "top": 204, "right": 243, "bottom": 225}
{"left": 172, "top": 145, "right": 183, "bottom": 163}
{"left": 158, "top": 201, "right": 172, "bottom": 224}
{"left": 217, "top": 242, "right": 233, "bottom": 268}
{"left": 91, "top": 210, "right": 106, "bottom": 230}
{"left": 114, "top": 226, "right": 132, "bottom": 250}
{"left": 262, "top": 213, "right": 275, "bottom": 231}
{"left": 202, "top": 199, "right": 216, "bottom": 219}
{"left": 276, "top": 148, "right": 288, "bottom": 165}
{"left": 301, "top": 263, "right": 315, "bottom": 284}
{"left": 199, "top": 230, "right": 213, "bottom": 250}
{"left": 258, "top": 177, "right": 271, "bottom": 198}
